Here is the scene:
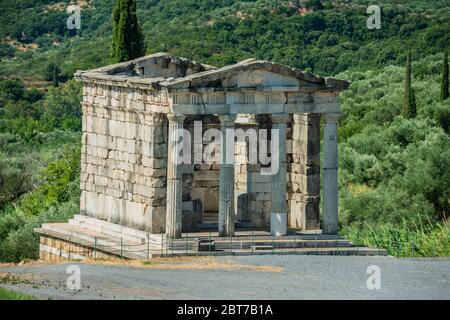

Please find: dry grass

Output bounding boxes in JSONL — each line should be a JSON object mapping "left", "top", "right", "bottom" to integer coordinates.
{"left": 2, "top": 38, "right": 38, "bottom": 52}
{"left": 1, "top": 256, "right": 283, "bottom": 273}
{"left": 80, "top": 256, "right": 284, "bottom": 272}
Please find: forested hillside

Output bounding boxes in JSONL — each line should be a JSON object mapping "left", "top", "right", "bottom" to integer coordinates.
{"left": 0, "top": 0, "right": 449, "bottom": 261}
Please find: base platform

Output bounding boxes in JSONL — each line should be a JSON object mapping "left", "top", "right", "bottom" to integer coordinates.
{"left": 34, "top": 215, "right": 387, "bottom": 261}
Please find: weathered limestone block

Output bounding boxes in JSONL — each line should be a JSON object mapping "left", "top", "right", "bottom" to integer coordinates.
{"left": 237, "top": 193, "right": 250, "bottom": 221}
{"left": 182, "top": 200, "right": 202, "bottom": 232}
{"left": 141, "top": 156, "right": 167, "bottom": 169}
{"left": 133, "top": 185, "right": 166, "bottom": 199}
{"left": 248, "top": 182, "right": 272, "bottom": 193}
{"left": 142, "top": 141, "right": 166, "bottom": 158}
{"left": 135, "top": 166, "right": 167, "bottom": 178}
{"left": 193, "top": 170, "right": 219, "bottom": 181}
{"left": 143, "top": 206, "right": 166, "bottom": 233}
{"left": 287, "top": 113, "right": 321, "bottom": 230}
{"left": 288, "top": 196, "right": 320, "bottom": 230}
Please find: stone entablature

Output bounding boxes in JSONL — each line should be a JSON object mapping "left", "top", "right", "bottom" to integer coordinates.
{"left": 75, "top": 52, "right": 349, "bottom": 238}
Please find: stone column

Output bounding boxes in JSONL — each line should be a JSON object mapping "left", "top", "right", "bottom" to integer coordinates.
{"left": 270, "top": 114, "right": 288, "bottom": 236}
{"left": 322, "top": 113, "right": 341, "bottom": 235}
{"left": 218, "top": 114, "right": 237, "bottom": 237}
{"left": 165, "top": 114, "right": 186, "bottom": 239}
{"left": 292, "top": 113, "right": 320, "bottom": 230}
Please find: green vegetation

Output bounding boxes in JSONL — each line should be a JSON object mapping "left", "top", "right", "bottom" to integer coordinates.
{"left": 1, "top": 1, "right": 449, "bottom": 79}
{"left": 0, "top": 0, "right": 449, "bottom": 260}
{"left": 338, "top": 53, "right": 450, "bottom": 256}
{"left": 111, "top": 0, "right": 147, "bottom": 63}
{"left": 441, "top": 48, "right": 449, "bottom": 101}
{"left": 403, "top": 53, "right": 417, "bottom": 118}
{"left": 0, "top": 77, "right": 81, "bottom": 262}
{"left": 0, "top": 287, "right": 35, "bottom": 300}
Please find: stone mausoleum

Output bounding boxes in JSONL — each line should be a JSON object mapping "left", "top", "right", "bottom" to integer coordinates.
{"left": 36, "top": 53, "right": 384, "bottom": 261}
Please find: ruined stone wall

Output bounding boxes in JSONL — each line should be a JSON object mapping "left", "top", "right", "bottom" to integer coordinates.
{"left": 80, "top": 82, "right": 168, "bottom": 233}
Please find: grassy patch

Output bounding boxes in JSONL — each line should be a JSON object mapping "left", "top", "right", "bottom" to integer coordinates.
{"left": 0, "top": 287, "right": 34, "bottom": 300}
{"left": 343, "top": 220, "right": 450, "bottom": 257}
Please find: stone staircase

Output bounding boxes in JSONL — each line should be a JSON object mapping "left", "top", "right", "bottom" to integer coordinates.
{"left": 35, "top": 215, "right": 388, "bottom": 260}
{"left": 202, "top": 211, "right": 218, "bottom": 224}
{"left": 35, "top": 215, "right": 164, "bottom": 260}
{"left": 199, "top": 211, "right": 257, "bottom": 229}
{"left": 183, "top": 235, "right": 387, "bottom": 256}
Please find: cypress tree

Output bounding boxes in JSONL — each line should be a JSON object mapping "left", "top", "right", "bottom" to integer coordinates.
{"left": 441, "top": 48, "right": 449, "bottom": 101}
{"left": 110, "top": 0, "right": 146, "bottom": 64}
{"left": 52, "top": 64, "right": 59, "bottom": 87}
{"left": 403, "top": 52, "right": 417, "bottom": 118}
{"left": 409, "top": 86, "right": 417, "bottom": 118}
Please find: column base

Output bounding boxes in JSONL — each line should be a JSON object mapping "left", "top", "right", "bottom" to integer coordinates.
{"left": 270, "top": 212, "right": 287, "bottom": 236}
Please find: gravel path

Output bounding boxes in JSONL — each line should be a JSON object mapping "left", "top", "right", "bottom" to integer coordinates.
{"left": 1, "top": 256, "right": 449, "bottom": 300}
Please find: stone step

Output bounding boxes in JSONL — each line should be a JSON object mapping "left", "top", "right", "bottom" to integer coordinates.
{"left": 192, "top": 239, "right": 215, "bottom": 252}
{"left": 37, "top": 223, "right": 151, "bottom": 259}
{"left": 68, "top": 219, "right": 145, "bottom": 245}
{"left": 40, "top": 223, "right": 140, "bottom": 249}
{"left": 202, "top": 212, "right": 218, "bottom": 223}
{"left": 227, "top": 247, "right": 388, "bottom": 256}
{"left": 252, "top": 245, "right": 273, "bottom": 251}
{"left": 213, "top": 239, "right": 350, "bottom": 250}
{"left": 156, "top": 246, "right": 388, "bottom": 257}
{"left": 72, "top": 215, "right": 162, "bottom": 245}
{"left": 199, "top": 221, "right": 257, "bottom": 230}
{"left": 36, "top": 223, "right": 388, "bottom": 259}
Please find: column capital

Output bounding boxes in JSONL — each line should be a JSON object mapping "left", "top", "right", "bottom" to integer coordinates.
{"left": 271, "top": 113, "right": 289, "bottom": 124}
{"left": 218, "top": 114, "right": 237, "bottom": 127}
{"left": 322, "top": 113, "right": 343, "bottom": 124}
{"left": 167, "top": 113, "right": 186, "bottom": 123}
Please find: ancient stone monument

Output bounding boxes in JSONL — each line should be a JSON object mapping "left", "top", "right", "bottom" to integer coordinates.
{"left": 36, "top": 53, "right": 380, "bottom": 261}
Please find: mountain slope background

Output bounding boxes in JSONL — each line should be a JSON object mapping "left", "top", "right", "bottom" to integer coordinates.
{"left": 0, "top": 0, "right": 449, "bottom": 261}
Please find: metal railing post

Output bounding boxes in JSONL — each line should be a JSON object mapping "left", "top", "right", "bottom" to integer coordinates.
{"left": 251, "top": 232, "right": 254, "bottom": 254}
{"left": 336, "top": 234, "right": 339, "bottom": 253}
{"left": 147, "top": 234, "right": 150, "bottom": 260}
{"left": 160, "top": 234, "right": 163, "bottom": 257}
{"left": 293, "top": 234, "right": 296, "bottom": 255}
{"left": 272, "top": 235, "right": 275, "bottom": 255}
{"left": 315, "top": 231, "right": 318, "bottom": 255}
{"left": 120, "top": 237, "right": 123, "bottom": 259}
{"left": 230, "top": 236, "right": 233, "bottom": 254}
{"left": 209, "top": 232, "right": 212, "bottom": 256}
{"left": 94, "top": 237, "right": 97, "bottom": 260}
{"left": 69, "top": 237, "right": 72, "bottom": 260}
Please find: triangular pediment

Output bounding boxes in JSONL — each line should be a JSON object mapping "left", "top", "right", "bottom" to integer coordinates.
{"left": 75, "top": 53, "right": 349, "bottom": 92}
{"left": 161, "top": 59, "right": 349, "bottom": 91}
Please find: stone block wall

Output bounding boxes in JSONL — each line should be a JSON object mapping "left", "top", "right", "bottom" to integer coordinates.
{"left": 232, "top": 114, "right": 321, "bottom": 230}
{"left": 80, "top": 82, "right": 168, "bottom": 233}
{"left": 234, "top": 117, "right": 273, "bottom": 228}
{"left": 287, "top": 114, "right": 320, "bottom": 230}
{"left": 182, "top": 116, "right": 221, "bottom": 228}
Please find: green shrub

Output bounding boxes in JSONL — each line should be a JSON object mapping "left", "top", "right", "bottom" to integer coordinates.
{"left": 343, "top": 220, "right": 450, "bottom": 257}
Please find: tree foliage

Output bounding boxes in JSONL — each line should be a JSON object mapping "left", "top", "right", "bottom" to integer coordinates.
{"left": 110, "top": 0, "right": 147, "bottom": 63}
{"left": 441, "top": 48, "right": 449, "bottom": 101}
{"left": 403, "top": 53, "right": 417, "bottom": 118}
